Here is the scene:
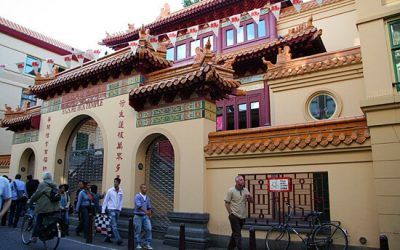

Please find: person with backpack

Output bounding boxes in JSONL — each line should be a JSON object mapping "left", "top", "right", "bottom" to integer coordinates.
{"left": 75, "top": 181, "right": 95, "bottom": 239}
{"left": 8, "top": 174, "right": 27, "bottom": 228}
{"left": 27, "top": 172, "right": 60, "bottom": 243}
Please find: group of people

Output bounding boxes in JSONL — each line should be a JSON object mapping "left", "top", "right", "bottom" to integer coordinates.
{"left": 0, "top": 173, "right": 154, "bottom": 249}
{"left": 0, "top": 172, "right": 252, "bottom": 250}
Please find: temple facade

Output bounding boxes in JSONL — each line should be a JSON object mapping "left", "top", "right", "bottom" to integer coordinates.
{"left": 1, "top": 0, "right": 399, "bottom": 249}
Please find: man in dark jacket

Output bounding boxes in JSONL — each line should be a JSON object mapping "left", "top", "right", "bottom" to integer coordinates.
{"left": 28, "top": 172, "right": 60, "bottom": 243}
{"left": 26, "top": 175, "right": 39, "bottom": 198}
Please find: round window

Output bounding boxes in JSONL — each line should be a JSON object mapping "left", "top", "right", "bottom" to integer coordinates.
{"left": 308, "top": 94, "right": 337, "bottom": 120}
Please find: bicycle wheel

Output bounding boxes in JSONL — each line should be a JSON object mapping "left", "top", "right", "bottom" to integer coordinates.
{"left": 43, "top": 223, "right": 60, "bottom": 250}
{"left": 266, "top": 226, "right": 290, "bottom": 250}
{"left": 312, "top": 223, "right": 348, "bottom": 250}
{"left": 21, "top": 215, "right": 34, "bottom": 245}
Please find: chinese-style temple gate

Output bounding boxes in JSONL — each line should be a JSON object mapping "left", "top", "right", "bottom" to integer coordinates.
{"left": 2, "top": 0, "right": 398, "bottom": 248}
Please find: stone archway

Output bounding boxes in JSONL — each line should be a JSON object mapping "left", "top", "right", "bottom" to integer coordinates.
{"left": 18, "top": 147, "right": 36, "bottom": 180}
{"left": 135, "top": 133, "right": 176, "bottom": 233}
{"left": 54, "top": 114, "right": 106, "bottom": 202}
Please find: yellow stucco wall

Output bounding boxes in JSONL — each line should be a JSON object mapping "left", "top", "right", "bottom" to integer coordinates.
{"left": 205, "top": 148, "right": 380, "bottom": 248}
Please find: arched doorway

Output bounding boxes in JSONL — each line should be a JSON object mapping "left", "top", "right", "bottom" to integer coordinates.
{"left": 19, "top": 148, "right": 35, "bottom": 180}
{"left": 55, "top": 115, "right": 105, "bottom": 203}
{"left": 146, "top": 135, "right": 175, "bottom": 232}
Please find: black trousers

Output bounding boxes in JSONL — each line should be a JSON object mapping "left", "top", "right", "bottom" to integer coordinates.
{"left": 8, "top": 200, "right": 25, "bottom": 227}
{"left": 76, "top": 206, "right": 91, "bottom": 238}
{"left": 228, "top": 214, "right": 245, "bottom": 250}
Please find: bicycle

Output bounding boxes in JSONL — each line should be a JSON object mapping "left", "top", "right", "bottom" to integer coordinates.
{"left": 21, "top": 207, "right": 64, "bottom": 250}
{"left": 265, "top": 203, "right": 348, "bottom": 250}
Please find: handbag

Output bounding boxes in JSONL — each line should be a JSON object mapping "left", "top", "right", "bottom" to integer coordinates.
{"left": 95, "top": 213, "right": 112, "bottom": 236}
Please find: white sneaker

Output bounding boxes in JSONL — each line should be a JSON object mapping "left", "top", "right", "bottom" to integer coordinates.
{"left": 145, "top": 245, "right": 153, "bottom": 250}
{"left": 136, "top": 246, "right": 142, "bottom": 249}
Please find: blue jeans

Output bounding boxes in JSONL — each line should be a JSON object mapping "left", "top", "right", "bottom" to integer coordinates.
{"left": 134, "top": 215, "right": 152, "bottom": 246}
{"left": 107, "top": 210, "right": 121, "bottom": 241}
{"left": 61, "top": 210, "right": 69, "bottom": 227}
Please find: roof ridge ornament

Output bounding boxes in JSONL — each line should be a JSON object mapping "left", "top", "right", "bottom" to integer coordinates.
{"left": 262, "top": 45, "right": 292, "bottom": 70}
{"left": 192, "top": 37, "right": 215, "bottom": 68}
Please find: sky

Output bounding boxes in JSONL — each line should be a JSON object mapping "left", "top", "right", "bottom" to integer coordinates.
{"left": 0, "top": 0, "right": 183, "bottom": 53}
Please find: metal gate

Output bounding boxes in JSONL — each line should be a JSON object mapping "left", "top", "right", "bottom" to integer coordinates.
{"left": 146, "top": 136, "right": 174, "bottom": 232}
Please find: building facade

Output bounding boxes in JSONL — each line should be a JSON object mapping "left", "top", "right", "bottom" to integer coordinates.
{"left": 1, "top": 0, "right": 399, "bottom": 249}
{"left": 0, "top": 16, "right": 83, "bottom": 156}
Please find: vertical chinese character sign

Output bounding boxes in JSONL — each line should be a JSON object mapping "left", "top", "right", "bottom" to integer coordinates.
{"left": 42, "top": 116, "right": 52, "bottom": 172}
{"left": 115, "top": 99, "right": 127, "bottom": 174}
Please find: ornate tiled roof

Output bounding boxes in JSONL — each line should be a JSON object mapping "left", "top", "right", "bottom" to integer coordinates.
{"left": 0, "top": 105, "right": 41, "bottom": 132}
{"left": 265, "top": 46, "right": 362, "bottom": 80}
{"left": 280, "top": 0, "right": 344, "bottom": 19}
{"left": 30, "top": 43, "right": 172, "bottom": 99}
{"left": 216, "top": 23, "right": 323, "bottom": 66}
{"left": 129, "top": 41, "right": 241, "bottom": 111}
{"left": 0, "top": 16, "right": 81, "bottom": 54}
{"left": 204, "top": 116, "right": 370, "bottom": 156}
{"left": 0, "top": 154, "right": 11, "bottom": 169}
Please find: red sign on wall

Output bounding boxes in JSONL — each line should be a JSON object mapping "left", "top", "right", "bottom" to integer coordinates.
{"left": 267, "top": 177, "right": 292, "bottom": 192}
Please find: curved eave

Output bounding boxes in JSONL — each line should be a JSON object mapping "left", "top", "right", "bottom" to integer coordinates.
{"left": 30, "top": 48, "right": 172, "bottom": 100}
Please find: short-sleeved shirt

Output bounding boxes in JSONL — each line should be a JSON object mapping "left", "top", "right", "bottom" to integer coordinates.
{"left": 224, "top": 186, "right": 250, "bottom": 219}
{"left": 0, "top": 176, "right": 12, "bottom": 208}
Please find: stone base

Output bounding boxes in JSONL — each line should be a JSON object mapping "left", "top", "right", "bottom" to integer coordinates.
{"left": 164, "top": 212, "right": 210, "bottom": 249}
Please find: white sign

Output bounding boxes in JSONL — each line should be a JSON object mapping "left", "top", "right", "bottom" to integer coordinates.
{"left": 268, "top": 178, "right": 291, "bottom": 192}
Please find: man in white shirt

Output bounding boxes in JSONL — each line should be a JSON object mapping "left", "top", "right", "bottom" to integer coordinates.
{"left": 102, "top": 177, "right": 123, "bottom": 245}
{"left": 0, "top": 175, "right": 12, "bottom": 222}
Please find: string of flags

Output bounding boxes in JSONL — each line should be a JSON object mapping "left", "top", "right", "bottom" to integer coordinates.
{"left": 127, "top": 0, "right": 326, "bottom": 53}
{"left": 0, "top": 0, "right": 327, "bottom": 73}
{"left": 0, "top": 48, "right": 103, "bottom": 75}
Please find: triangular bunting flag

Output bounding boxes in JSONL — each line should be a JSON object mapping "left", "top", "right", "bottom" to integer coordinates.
{"left": 149, "top": 36, "right": 159, "bottom": 51}
{"left": 129, "top": 40, "right": 139, "bottom": 54}
{"left": 291, "top": 0, "right": 303, "bottom": 13}
{"left": 93, "top": 49, "right": 101, "bottom": 60}
{"left": 77, "top": 53, "right": 84, "bottom": 66}
{"left": 249, "top": 8, "right": 261, "bottom": 25}
{"left": 64, "top": 55, "right": 72, "bottom": 68}
{"left": 209, "top": 20, "right": 220, "bottom": 37}
{"left": 316, "top": 0, "right": 324, "bottom": 5}
{"left": 229, "top": 14, "right": 241, "bottom": 30}
{"left": 270, "top": 2, "right": 282, "bottom": 21}
{"left": 188, "top": 25, "right": 199, "bottom": 41}
{"left": 46, "top": 59, "right": 54, "bottom": 72}
{"left": 32, "top": 61, "right": 40, "bottom": 74}
{"left": 16, "top": 62, "right": 24, "bottom": 74}
{"left": 167, "top": 31, "right": 178, "bottom": 47}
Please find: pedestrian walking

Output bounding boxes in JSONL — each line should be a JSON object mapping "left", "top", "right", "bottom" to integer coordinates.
{"left": 75, "top": 181, "right": 95, "bottom": 239}
{"left": 90, "top": 185, "right": 105, "bottom": 214}
{"left": 101, "top": 177, "right": 123, "bottom": 246}
{"left": 224, "top": 175, "right": 253, "bottom": 250}
{"left": 8, "top": 174, "right": 27, "bottom": 228}
{"left": 25, "top": 175, "right": 39, "bottom": 199}
{"left": 134, "top": 184, "right": 153, "bottom": 250}
{"left": 1, "top": 175, "right": 11, "bottom": 226}
{"left": 59, "top": 184, "right": 70, "bottom": 235}
{"left": 0, "top": 175, "right": 12, "bottom": 223}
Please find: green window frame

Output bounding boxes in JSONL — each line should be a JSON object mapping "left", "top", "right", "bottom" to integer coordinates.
{"left": 389, "top": 19, "right": 400, "bottom": 91}
{"left": 75, "top": 133, "right": 89, "bottom": 150}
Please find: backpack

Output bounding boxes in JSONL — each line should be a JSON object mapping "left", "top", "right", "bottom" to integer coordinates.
{"left": 44, "top": 183, "right": 61, "bottom": 202}
{"left": 13, "top": 181, "right": 28, "bottom": 202}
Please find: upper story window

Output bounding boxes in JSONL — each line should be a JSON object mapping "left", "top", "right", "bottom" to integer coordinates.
{"left": 20, "top": 89, "right": 37, "bottom": 107}
{"left": 167, "top": 33, "right": 214, "bottom": 61}
{"left": 190, "top": 40, "right": 200, "bottom": 56}
{"left": 166, "top": 47, "right": 174, "bottom": 61}
{"left": 247, "top": 23, "right": 255, "bottom": 40}
{"left": 24, "top": 55, "right": 42, "bottom": 76}
{"left": 216, "top": 88, "right": 269, "bottom": 131}
{"left": 176, "top": 43, "right": 187, "bottom": 60}
{"left": 223, "top": 19, "right": 268, "bottom": 49}
{"left": 389, "top": 20, "right": 400, "bottom": 91}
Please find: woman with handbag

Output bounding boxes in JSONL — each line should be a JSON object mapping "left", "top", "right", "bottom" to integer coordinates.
{"left": 75, "top": 181, "right": 95, "bottom": 239}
